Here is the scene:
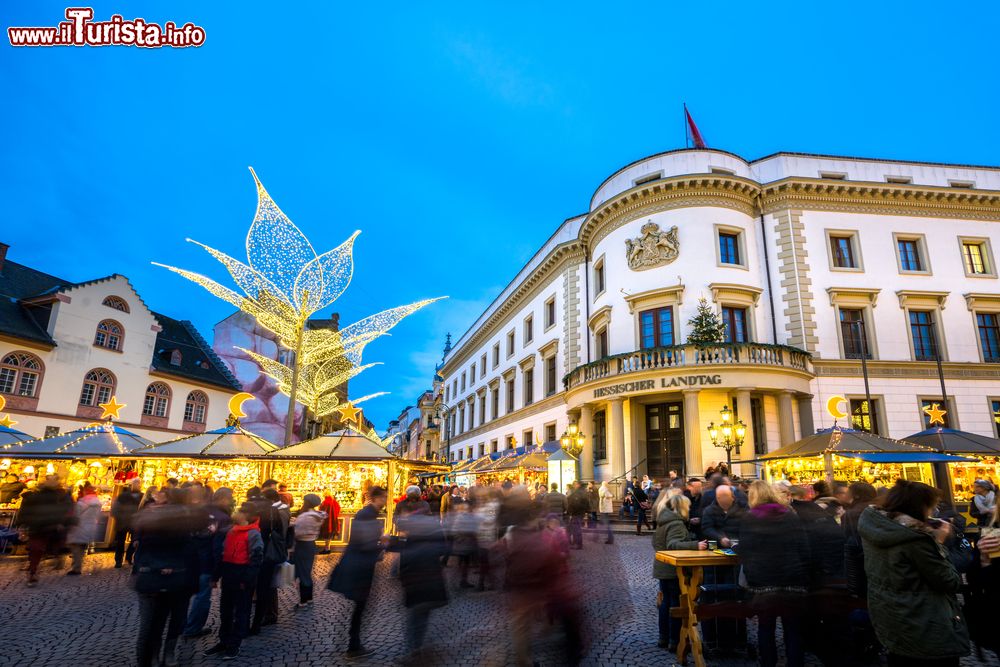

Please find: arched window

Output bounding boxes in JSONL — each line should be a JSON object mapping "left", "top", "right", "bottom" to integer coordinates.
{"left": 170, "top": 349, "right": 182, "bottom": 366}
{"left": 184, "top": 390, "right": 208, "bottom": 423}
{"left": 102, "top": 295, "right": 130, "bottom": 313}
{"left": 80, "top": 369, "right": 116, "bottom": 406}
{"left": 94, "top": 320, "right": 124, "bottom": 351}
{"left": 142, "top": 382, "right": 171, "bottom": 417}
{"left": 0, "top": 352, "right": 44, "bottom": 398}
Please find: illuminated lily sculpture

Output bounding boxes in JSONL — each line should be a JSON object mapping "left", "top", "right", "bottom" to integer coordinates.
{"left": 156, "top": 168, "right": 442, "bottom": 445}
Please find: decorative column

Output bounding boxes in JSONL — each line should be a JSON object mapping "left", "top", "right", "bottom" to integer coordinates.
{"left": 609, "top": 398, "right": 626, "bottom": 481}
{"left": 735, "top": 388, "right": 754, "bottom": 475}
{"left": 579, "top": 404, "right": 594, "bottom": 482}
{"left": 778, "top": 391, "right": 795, "bottom": 446}
{"left": 682, "top": 389, "right": 703, "bottom": 478}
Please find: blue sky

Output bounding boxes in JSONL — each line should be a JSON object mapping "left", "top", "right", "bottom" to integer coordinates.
{"left": 3, "top": 1, "right": 999, "bottom": 429}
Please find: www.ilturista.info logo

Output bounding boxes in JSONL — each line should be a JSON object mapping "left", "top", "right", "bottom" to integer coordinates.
{"left": 8, "top": 7, "right": 205, "bottom": 48}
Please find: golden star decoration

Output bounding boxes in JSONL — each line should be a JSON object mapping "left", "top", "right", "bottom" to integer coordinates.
{"left": 99, "top": 396, "right": 126, "bottom": 420}
{"left": 922, "top": 402, "right": 947, "bottom": 426}
{"left": 336, "top": 401, "right": 362, "bottom": 424}
{"left": 0, "top": 414, "right": 17, "bottom": 428}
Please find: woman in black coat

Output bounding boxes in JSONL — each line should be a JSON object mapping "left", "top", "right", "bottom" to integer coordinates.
{"left": 735, "top": 481, "right": 810, "bottom": 667}
{"left": 397, "top": 511, "right": 449, "bottom": 656}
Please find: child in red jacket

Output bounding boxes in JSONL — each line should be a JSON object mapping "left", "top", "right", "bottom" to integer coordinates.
{"left": 205, "top": 502, "right": 263, "bottom": 660}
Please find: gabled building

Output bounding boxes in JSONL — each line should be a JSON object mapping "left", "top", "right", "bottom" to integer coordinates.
{"left": 0, "top": 242, "right": 241, "bottom": 439}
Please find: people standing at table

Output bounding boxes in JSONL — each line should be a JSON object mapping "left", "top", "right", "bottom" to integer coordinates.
{"left": 700, "top": 484, "right": 743, "bottom": 548}
{"left": 735, "top": 480, "right": 809, "bottom": 667}
{"left": 652, "top": 493, "right": 706, "bottom": 652}
{"left": 66, "top": 482, "right": 102, "bottom": 575}
{"left": 327, "top": 486, "right": 387, "bottom": 659}
{"left": 292, "top": 493, "right": 326, "bottom": 607}
{"left": 859, "top": 480, "right": 970, "bottom": 667}
{"left": 16, "top": 474, "right": 72, "bottom": 587}
{"left": 112, "top": 478, "right": 143, "bottom": 569}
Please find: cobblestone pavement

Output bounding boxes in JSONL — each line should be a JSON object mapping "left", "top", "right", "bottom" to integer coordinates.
{"left": 0, "top": 535, "right": 997, "bottom": 667}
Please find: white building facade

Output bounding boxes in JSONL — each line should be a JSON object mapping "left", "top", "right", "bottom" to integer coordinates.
{"left": 439, "top": 149, "right": 1000, "bottom": 482}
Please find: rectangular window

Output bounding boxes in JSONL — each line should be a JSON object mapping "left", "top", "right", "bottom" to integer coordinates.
{"left": 523, "top": 368, "right": 534, "bottom": 406}
{"left": 491, "top": 387, "right": 499, "bottom": 419}
{"left": 897, "top": 238, "right": 923, "bottom": 272}
{"left": 507, "top": 331, "right": 515, "bottom": 357}
{"left": 721, "top": 306, "right": 749, "bottom": 343}
{"left": 445, "top": 386, "right": 450, "bottom": 403}
{"left": 545, "top": 355, "right": 557, "bottom": 396}
{"left": 830, "top": 235, "right": 857, "bottom": 268}
{"left": 183, "top": 401, "right": 194, "bottom": 422}
{"left": 468, "top": 402, "right": 475, "bottom": 430}
{"left": 506, "top": 378, "right": 515, "bottom": 414}
{"left": 492, "top": 343, "right": 500, "bottom": 368}
{"left": 478, "top": 394, "right": 485, "bottom": 425}
{"left": 909, "top": 310, "right": 938, "bottom": 361}
{"left": 593, "top": 410, "right": 607, "bottom": 460}
{"left": 950, "top": 180, "right": 975, "bottom": 189}
{"left": 466, "top": 446, "right": 472, "bottom": 460}
{"left": 0, "top": 368, "right": 15, "bottom": 394}
{"left": 143, "top": 394, "right": 156, "bottom": 416}
{"left": 885, "top": 176, "right": 912, "bottom": 184}
{"left": 639, "top": 307, "right": 674, "bottom": 349}
{"left": 545, "top": 422, "right": 557, "bottom": 443}
{"left": 719, "top": 232, "right": 741, "bottom": 265}
{"left": 597, "top": 328, "right": 609, "bottom": 358}
{"left": 523, "top": 429, "right": 533, "bottom": 448}
{"left": 460, "top": 373, "right": 466, "bottom": 391}
{"left": 524, "top": 316, "right": 533, "bottom": 344}
{"left": 963, "top": 241, "right": 989, "bottom": 275}
{"left": 839, "top": 309, "right": 870, "bottom": 359}
{"left": 594, "top": 261, "right": 606, "bottom": 295}
{"left": 545, "top": 297, "right": 556, "bottom": 329}
{"left": 920, "top": 399, "right": 952, "bottom": 428}
{"left": 478, "top": 443, "right": 485, "bottom": 457}
{"left": 458, "top": 407, "right": 465, "bottom": 434}
{"left": 17, "top": 371, "right": 38, "bottom": 397}
{"left": 819, "top": 171, "right": 847, "bottom": 180}
{"left": 751, "top": 398, "right": 767, "bottom": 456}
{"left": 491, "top": 438, "right": 498, "bottom": 453}
{"left": 978, "top": 313, "right": 1000, "bottom": 362}
{"left": 850, "top": 398, "right": 881, "bottom": 435}
{"left": 992, "top": 400, "right": 1000, "bottom": 439}
{"left": 633, "top": 172, "right": 661, "bottom": 186}
{"left": 480, "top": 354, "right": 487, "bottom": 378}
{"left": 470, "top": 363, "right": 476, "bottom": 383}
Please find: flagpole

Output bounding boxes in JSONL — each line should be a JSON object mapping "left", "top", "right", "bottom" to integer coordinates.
{"left": 683, "top": 103, "right": 689, "bottom": 148}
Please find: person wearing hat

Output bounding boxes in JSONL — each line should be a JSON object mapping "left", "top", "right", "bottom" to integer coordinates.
{"left": 971, "top": 479, "right": 997, "bottom": 525}
{"left": 292, "top": 493, "right": 327, "bottom": 607}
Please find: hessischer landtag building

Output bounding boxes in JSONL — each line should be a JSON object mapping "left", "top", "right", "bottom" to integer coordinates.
{"left": 437, "top": 148, "right": 1000, "bottom": 483}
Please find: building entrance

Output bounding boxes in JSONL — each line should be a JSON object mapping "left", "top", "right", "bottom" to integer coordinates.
{"left": 646, "top": 402, "right": 685, "bottom": 478}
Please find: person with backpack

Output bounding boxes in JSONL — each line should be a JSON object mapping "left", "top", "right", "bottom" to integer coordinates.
{"left": 250, "top": 487, "right": 290, "bottom": 634}
{"left": 203, "top": 501, "right": 263, "bottom": 661}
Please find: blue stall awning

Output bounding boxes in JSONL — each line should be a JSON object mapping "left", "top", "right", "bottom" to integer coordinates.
{"left": 836, "top": 452, "right": 977, "bottom": 464}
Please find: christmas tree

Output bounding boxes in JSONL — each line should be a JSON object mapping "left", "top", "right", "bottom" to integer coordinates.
{"left": 686, "top": 297, "right": 726, "bottom": 345}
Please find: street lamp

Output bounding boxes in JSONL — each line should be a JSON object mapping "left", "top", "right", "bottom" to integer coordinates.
{"left": 707, "top": 405, "right": 746, "bottom": 472}
{"left": 559, "top": 422, "right": 585, "bottom": 456}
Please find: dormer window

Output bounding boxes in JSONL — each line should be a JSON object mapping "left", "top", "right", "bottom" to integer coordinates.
{"left": 170, "top": 349, "right": 182, "bottom": 366}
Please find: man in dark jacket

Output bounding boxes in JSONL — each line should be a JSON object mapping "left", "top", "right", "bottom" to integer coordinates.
{"left": 112, "top": 478, "right": 143, "bottom": 568}
{"left": 16, "top": 475, "right": 72, "bottom": 587}
{"left": 183, "top": 486, "right": 234, "bottom": 638}
{"left": 0, "top": 472, "right": 26, "bottom": 504}
{"left": 250, "top": 488, "right": 289, "bottom": 633}
{"left": 700, "top": 485, "right": 744, "bottom": 548}
{"left": 566, "top": 483, "right": 590, "bottom": 549}
{"left": 790, "top": 485, "right": 845, "bottom": 587}
{"left": 327, "top": 486, "right": 387, "bottom": 659}
{"left": 397, "top": 510, "right": 448, "bottom": 656}
{"left": 544, "top": 483, "right": 567, "bottom": 521}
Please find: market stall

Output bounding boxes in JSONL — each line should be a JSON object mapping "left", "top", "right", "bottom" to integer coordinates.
{"left": 132, "top": 424, "right": 277, "bottom": 502}
{"left": 904, "top": 427, "right": 1000, "bottom": 510}
{"left": 760, "top": 426, "right": 972, "bottom": 486}
{"left": 261, "top": 427, "right": 403, "bottom": 544}
{"left": 0, "top": 424, "right": 34, "bottom": 448}
{"left": 0, "top": 422, "right": 153, "bottom": 543}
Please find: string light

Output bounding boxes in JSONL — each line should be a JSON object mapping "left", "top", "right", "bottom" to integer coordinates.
{"left": 154, "top": 168, "right": 444, "bottom": 440}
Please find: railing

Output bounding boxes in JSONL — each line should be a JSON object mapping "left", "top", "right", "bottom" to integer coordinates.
{"left": 606, "top": 458, "right": 647, "bottom": 501}
{"left": 564, "top": 342, "right": 812, "bottom": 390}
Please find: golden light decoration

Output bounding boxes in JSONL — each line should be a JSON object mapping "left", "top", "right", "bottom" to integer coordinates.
{"left": 154, "top": 168, "right": 443, "bottom": 443}
{"left": 228, "top": 392, "right": 255, "bottom": 419}
{"left": 98, "top": 396, "right": 126, "bottom": 420}
{"left": 923, "top": 402, "right": 947, "bottom": 426}
{"left": 826, "top": 395, "right": 848, "bottom": 420}
{"left": 0, "top": 415, "right": 16, "bottom": 429}
{"left": 336, "top": 401, "right": 362, "bottom": 425}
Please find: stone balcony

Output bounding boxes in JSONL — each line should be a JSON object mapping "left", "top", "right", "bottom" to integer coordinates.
{"left": 564, "top": 342, "right": 813, "bottom": 390}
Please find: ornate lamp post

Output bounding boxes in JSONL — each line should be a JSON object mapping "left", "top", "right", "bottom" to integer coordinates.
{"left": 550, "top": 422, "right": 585, "bottom": 491}
{"left": 559, "top": 422, "right": 585, "bottom": 456}
{"left": 707, "top": 405, "right": 746, "bottom": 472}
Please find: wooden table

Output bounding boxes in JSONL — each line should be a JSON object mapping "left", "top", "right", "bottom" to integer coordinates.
{"left": 656, "top": 550, "right": 739, "bottom": 667}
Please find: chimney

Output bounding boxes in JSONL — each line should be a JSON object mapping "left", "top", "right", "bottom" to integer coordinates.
{"left": 0, "top": 242, "right": 8, "bottom": 273}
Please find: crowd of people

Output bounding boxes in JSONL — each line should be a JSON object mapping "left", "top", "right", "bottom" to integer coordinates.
{"left": 651, "top": 469, "right": 1000, "bottom": 667}
{"left": 8, "top": 466, "right": 1000, "bottom": 666}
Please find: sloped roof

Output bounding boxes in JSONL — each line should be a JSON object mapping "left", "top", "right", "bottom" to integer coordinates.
{"left": 0, "top": 260, "right": 73, "bottom": 345}
{"left": 904, "top": 427, "right": 1000, "bottom": 455}
{"left": 2, "top": 423, "right": 153, "bottom": 458}
{"left": 151, "top": 313, "right": 241, "bottom": 391}
{"left": 134, "top": 425, "right": 276, "bottom": 457}
{"left": 265, "top": 427, "right": 395, "bottom": 460}
{"left": 0, "top": 424, "right": 35, "bottom": 446}
{"left": 759, "top": 426, "right": 931, "bottom": 460}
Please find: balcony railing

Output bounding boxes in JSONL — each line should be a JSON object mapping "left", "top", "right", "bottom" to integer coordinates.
{"left": 564, "top": 342, "right": 813, "bottom": 390}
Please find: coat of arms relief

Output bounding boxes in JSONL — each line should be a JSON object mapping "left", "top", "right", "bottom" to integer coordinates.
{"left": 625, "top": 221, "right": 679, "bottom": 271}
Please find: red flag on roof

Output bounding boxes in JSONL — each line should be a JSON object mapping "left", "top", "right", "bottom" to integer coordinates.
{"left": 684, "top": 104, "right": 706, "bottom": 149}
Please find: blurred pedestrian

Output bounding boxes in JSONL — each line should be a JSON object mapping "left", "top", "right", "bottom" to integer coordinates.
{"left": 971, "top": 479, "right": 996, "bottom": 525}
{"left": 858, "top": 480, "right": 970, "bottom": 666}
{"left": 473, "top": 487, "right": 500, "bottom": 590}
{"left": 112, "top": 479, "right": 143, "bottom": 569}
{"left": 250, "top": 487, "right": 289, "bottom": 634}
{"left": 701, "top": 484, "right": 743, "bottom": 548}
{"left": 292, "top": 493, "right": 326, "bottom": 607}
{"left": 203, "top": 501, "right": 263, "bottom": 661}
{"left": 652, "top": 493, "right": 706, "bottom": 651}
{"left": 0, "top": 471, "right": 25, "bottom": 504}
{"left": 318, "top": 491, "right": 341, "bottom": 553}
{"left": 16, "top": 474, "right": 72, "bottom": 586}
{"left": 567, "top": 482, "right": 589, "bottom": 549}
{"left": 633, "top": 483, "right": 652, "bottom": 535}
{"left": 735, "top": 480, "right": 809, "bottom": 667}
{"left": 544, "top": 483, "right": 566, "bottom": 520}
{"left": 327, "top": 485, "right": 388, "bottom": 659}
{"left": 398, "top": 511, "right": 449, "bottom": 659}
{"left": 183, "top": 487, "right": 234, "bottom": 638}
{"left": 587, "top": 482, "right": 599, "bottom": 530}
{"left": 66, "top": 482, "right": 102, "bottom": 575}
{"left": 449, "top": 502, "right": 479, "bottom": 588}
{"left": 598, "top": 481, "right": 614, "bottom": 544}
{"left": 843, "top": 481, "right": 878, "bottom": 597}
{"left": 131, "top": 487, "right": 205, "bottom": 667}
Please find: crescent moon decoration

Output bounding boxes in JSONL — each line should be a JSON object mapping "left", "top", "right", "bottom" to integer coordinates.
{"left": 826, "top": 395, "right": 849, "bottom": 421}
{"left": 0, "top": 395, "right": 5, "bottom": 411}
{"left": 228, "top": 392, "right": 255, "bottom": 419}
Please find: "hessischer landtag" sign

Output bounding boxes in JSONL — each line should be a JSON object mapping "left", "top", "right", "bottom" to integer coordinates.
{"left": 593, "top": 374, "right": 723, "bottom": 398}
